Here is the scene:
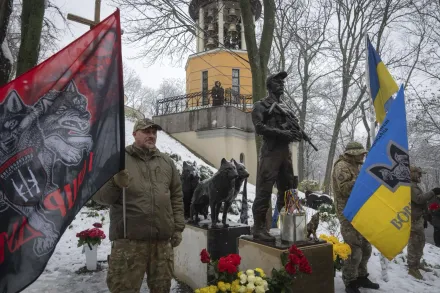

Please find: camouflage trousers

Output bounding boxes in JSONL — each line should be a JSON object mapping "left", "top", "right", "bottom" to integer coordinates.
{"left": 107, "top": 239, "right": 174, "bottom": 293}
{"left": 340, "top": 220, "right": 372, "bottom": 285}
{"left": 407, "top": 217, "right": 425, "bottom": 269}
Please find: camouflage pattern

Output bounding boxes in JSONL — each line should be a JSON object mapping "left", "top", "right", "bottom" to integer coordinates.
{"left": 340, "top": 220, "right": 372, "bottom": 285}
{"left": 407, "top": 217, "right": 425, "bottom": 269}
{"left": 107, "top": 239, "right": 174, "bottom": 293}
{"left": 332, "top": 152, "right": 372, "bottom": 286}
{"left": 407, "top": 175, "right": 435, "bottom": 273}
{"left": 344, "top": 141, "right": 367, "bottom": 156}
{"left": 133, "top": 117, "right": 162, "bottom": 131}
{"left": 331, "top": 155, "right": 361, "bottom": 222}
{"left": 410, "top": 181, "right": 435, "bottom": 221}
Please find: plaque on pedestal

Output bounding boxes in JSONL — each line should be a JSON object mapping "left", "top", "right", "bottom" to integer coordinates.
{"left": 174, "top": 219, "right": 251, "bottom": 289}
{"left": 238, "top": 234, "right": 335, "bottom": 293}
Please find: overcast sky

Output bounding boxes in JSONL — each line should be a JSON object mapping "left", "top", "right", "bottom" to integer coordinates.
{"left": 52, "top": 0, "right": 187, "bottom": 90}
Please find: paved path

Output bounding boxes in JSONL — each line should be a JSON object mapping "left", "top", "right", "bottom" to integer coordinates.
{"left": 425, "top": 224, "right": 434, "bottom": 245}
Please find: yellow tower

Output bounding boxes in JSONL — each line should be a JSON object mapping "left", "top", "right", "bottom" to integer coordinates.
{"left": 186, "top": 0, "right": 262, "bottom": 110}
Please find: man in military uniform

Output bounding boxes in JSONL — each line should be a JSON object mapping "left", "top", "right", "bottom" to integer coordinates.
{"left": 332, "top": 142, "right": 379, "bottom": 293}
{"left": 93, "top": 118, "right": 185, "bottom": 293}
{"left": 407, "top": 166, "right": 440, "bottom": 279}
{"left": 251, "top": 71, "right": 302, "bottom": 241}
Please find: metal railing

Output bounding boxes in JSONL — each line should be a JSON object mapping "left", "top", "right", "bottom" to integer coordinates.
{"left": 155, "top": 89, "right": 253, "bottom": 116}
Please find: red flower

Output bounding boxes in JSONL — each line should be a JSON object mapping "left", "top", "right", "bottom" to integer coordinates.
{"left": 429, "top": 203, "right": 440, "bottom": 211}
{"left": 299, "top": 257, "right": 312, "bottom": 274}
{"left": 93, "top": 223, "right": 103, "bottom": 228}
{"left": 200, "top": 249, "right": 211, "bottom": 263}
{"left": 227, "top": 254, "right": 241, "bottom": 266}
{"left": 289, "top": 245, "right": 304, "bottom": 258}
{"left": 285, "top": 262, "right": 297, "bottom": 275}
{"left": 288, "top": 253, "right": 300, "bottom": 265}
{"left": 217, "top": 254, "right": 240, "bottom": 274}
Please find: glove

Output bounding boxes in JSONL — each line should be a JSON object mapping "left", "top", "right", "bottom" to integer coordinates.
{"left": 113, "top": 169, "right": 130, "bottom": 188}
{"left": 280, "top": 130, "right": 301, "bottom": 142}
{"left": 432, "top": 187, "right": 440, "bottom": 196}
{"left": 424, "top": 220, "right": 428, "bottom": 229}
{"left": 171, "top": 231, "right": 182, "bottom": 247}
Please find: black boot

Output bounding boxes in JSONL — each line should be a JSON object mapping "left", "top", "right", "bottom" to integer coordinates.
{"left": 357, "top": 274, "right": 380, "bottom": 289}
{"left": 253, "top": 215, "right": 275, "bottom": 242}
{"left": 345, "top": 281, "right": 360, "bottom": 293}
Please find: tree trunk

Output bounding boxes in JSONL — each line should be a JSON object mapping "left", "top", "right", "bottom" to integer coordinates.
{"left": 297, "top": 54, "right": 309, "bottom": 182}
{"left": 323, "top": 117, "right": 342, "bottom": 194}
{"left": 0, "top": 0, "right": 13, "bottom": 85}
{"left": 16, "top": 0, "right": 45, "bottom": 77}
{"left": 239, "top": 0, "right": 276, "bottom": 156}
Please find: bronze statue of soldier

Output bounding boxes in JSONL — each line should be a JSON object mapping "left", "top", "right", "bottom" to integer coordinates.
{"left": 251, "top": 71, "right": 303, "bottom": 242}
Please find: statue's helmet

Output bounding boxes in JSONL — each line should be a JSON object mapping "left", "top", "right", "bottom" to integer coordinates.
{"left": 266, "top": 71, "right": 288, "bottom": 89}
{"left": 344, "top": 141, "right": 367, "bottom": 156}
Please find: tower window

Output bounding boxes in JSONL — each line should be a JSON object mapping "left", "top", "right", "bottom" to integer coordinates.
{"left": 202, "top": 71, "right": 208, "bottom": 105}
{"left": 232, "top": 69, "right": 240, "bottom": 103}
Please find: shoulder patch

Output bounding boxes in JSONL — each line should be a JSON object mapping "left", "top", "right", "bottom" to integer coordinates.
{"left": 335, "top": 169, "right": 352, "bottom": 183}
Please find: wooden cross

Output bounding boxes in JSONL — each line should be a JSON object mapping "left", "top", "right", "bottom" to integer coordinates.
{"left": 67, "top": 0, "right": 101, "bottom": 29}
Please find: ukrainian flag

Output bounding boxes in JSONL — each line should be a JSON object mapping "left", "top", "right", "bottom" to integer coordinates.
{"left": 366, "top": 36, "right": 399, "bottom": 124}
{"left": 343, "top": 85, "right": 411, "bottom": 260}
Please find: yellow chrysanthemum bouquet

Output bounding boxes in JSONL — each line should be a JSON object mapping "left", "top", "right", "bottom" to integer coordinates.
{"left": 319, "top": 234, "right": 351, "bottom": 272}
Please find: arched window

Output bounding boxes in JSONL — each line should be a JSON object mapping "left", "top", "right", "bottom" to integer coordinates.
{"left": 240, "top": 153, "right": 245, "bottom": 164}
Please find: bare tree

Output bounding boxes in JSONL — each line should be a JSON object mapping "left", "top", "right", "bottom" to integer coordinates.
{"left": 6, "top": 0, "right": 70, "bottom": 79}
{"left": 111, "top": 0, "right": 195, "bottom": 66}
{"left": 322, "top": 0, "right": 412, "bottom": 193}
{"left": 270, "top": 0, "right": 333, "bottom": 182}
{"left": 0, "top": 0, "right": 13, "bottom": 85}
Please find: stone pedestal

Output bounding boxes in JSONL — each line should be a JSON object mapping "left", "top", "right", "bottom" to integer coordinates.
{"left": 174, "top": 219, "right": 251, "bottom": 289}
{"left": 238, "top": 235, "right": 335, "bottom": 293}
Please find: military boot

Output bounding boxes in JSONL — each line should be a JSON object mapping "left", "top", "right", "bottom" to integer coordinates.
{"left": 357, "top": 274, "right": 380, "bottom": 289}
{"left": 345, "top": 281, "right": 360, "bottom": 293}
{"left": 408, "top": 268, "right": 424, "bottom": 280}
{"left": 419, "top": 263, "right": 433, "bottom": 272}
{"left": 253, "top": 215, "right": 275, "bottom": 242}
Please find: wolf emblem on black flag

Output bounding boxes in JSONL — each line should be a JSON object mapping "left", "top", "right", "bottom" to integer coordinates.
{"left": 0, "top": 81, "right": 93, "bottom": 257}
{"left": 0, "top": 10, "right": 125, "bottom": 293}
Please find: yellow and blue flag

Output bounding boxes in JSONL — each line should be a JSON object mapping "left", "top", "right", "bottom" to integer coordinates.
{"left": 343, "top": 85, "right": 411, "bottom": 260}
{"left": 366, "top": 36, "right": 399, "bottom": 124}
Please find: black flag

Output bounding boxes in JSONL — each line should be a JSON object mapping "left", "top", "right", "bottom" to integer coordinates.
{"left": 0, "top": 10, "right": 124, "bottom": 293}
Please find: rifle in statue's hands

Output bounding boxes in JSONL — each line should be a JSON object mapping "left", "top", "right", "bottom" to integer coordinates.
{"left": 269, "top": 102, "right": 319, "bottom": 152}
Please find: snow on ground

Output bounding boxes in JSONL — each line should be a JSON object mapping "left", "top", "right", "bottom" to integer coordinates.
{"left": 23, "top": 119, "right": 440, "bottom": 292}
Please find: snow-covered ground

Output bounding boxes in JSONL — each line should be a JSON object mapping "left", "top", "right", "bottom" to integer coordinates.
{"left": 23, "top": 119, "right": 440, "bottom": 292}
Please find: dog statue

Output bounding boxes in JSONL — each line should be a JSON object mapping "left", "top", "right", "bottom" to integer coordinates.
{"left": 181, "top": 161, "right": 201, "bottom": 219}
{"left": 306, "top": 212, "right": 320, "bottom": 241}
{"left": 190, "top": 158, "right": 238, "bottom": 227}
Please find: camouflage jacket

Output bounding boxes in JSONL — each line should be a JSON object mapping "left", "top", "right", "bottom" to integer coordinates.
{"left": 93, "top": 144, "right": 185, "bottom": 241}
{"left": 331, "top": 155, "right": 360, "bottom": 222}
{"left": 411, "top": 181, "right": 435, "bottom": 222}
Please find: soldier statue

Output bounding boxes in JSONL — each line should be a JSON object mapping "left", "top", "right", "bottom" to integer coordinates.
{"left": 251, "top": 71, "right": 303, "bottom": 241}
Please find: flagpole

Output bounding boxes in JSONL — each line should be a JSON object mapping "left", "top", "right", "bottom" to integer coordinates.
{"left": 365, "top": 32, "right": 389, "bottom": 281}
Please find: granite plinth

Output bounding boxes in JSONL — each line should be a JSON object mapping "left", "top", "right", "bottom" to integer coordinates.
{"left": 239, "top": 234, "right": 334, "bottom": 293}
{"left": 174, "top": 219, "right": 251, "bottom": 289}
